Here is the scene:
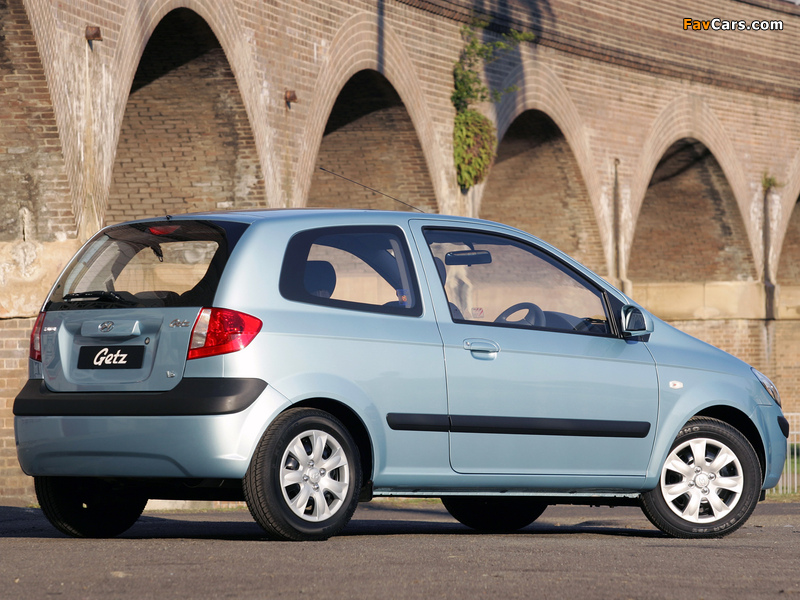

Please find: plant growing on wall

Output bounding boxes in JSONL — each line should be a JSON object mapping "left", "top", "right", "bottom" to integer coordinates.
{"left": 452, "top": 21, "right": 534, "bottom": 190}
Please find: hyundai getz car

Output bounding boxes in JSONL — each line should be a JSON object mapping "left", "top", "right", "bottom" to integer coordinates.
{"left": 14, "top": 209, "right": 789, "bottom": 540}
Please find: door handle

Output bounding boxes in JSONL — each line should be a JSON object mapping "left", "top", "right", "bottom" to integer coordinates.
{"left": 463, "top": 338, "right": 500, "bottom": 360}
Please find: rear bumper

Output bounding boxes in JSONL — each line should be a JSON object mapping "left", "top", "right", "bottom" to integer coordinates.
{"left": 14, "top": 377, "right": 267, "bottom": 416}
{"left": 13, "top": 378, "right": 288, "bottom": 480}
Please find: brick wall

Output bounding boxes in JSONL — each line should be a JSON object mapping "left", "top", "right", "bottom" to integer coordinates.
{"left": 307, "top": 70, "right": 438, "bottom": 213}
{"left": 480, "top": 109, "right": 606, "bottom": 275}
{"left": 105, "top": 9, "right": 265, "bottom": 224}
{"left": 629, "top": 139, "right": 757, "bottom": 283}
{"left": 0, "top": 318, "right": 32, "bottom": 505}
{"left": 0, "top": 0, "right": 71, "bottom": 241}
{"left": 774, "top": 320, "right": 800, "bottom": 412}
{"left": 778, "top": 200, "right": 800, "bottom": 284}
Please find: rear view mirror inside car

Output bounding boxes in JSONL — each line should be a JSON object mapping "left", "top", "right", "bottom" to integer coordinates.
{"left": 445, "top": 249, "right": 492, "bottom": 266}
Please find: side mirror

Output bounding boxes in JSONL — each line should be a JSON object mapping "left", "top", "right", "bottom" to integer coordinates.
{"left": 620, "top": 305, "right": 653, "bottom": 337}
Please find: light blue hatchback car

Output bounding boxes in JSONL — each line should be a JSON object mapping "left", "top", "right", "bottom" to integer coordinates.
{"left": 14, "top": 209, "right": 789, "bottom": 540}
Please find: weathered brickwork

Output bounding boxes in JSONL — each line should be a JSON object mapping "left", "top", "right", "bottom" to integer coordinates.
{"left": 1, "top": 0, "right": 799, "bottom": 502}
{"left": 307, "top": 70, "right": 438, "bottom": 213}
{"left": 0, "top": 0, "right": 71, "bottom": 242}
{"left": 0, "top": 318, "right": 33, "bottom": 505}
{"left": 480, "top": 110, "right": 606, "bottom": 275}
{"left": 629, "top": 139, "right": 757, "bottom": 283}
{"left": 778, "top": 202, "right": 800, "bottom": 284}
{"left": 105, "top": 10, "right": 266, "bottom": 223}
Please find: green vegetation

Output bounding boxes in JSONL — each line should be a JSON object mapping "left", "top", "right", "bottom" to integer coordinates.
{"left": 451, "top": 21, "right": 534, "bottom": 190}
{"left": 453, "top": 109, "right": 497, "bottom": 190}
{"left": 761, "top": 172, "right": 780, "bottom": 193}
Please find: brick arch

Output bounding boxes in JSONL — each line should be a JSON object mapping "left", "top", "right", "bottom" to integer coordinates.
{"left": 18, "top": 0, "right": 81, "bottom": 232}
{"left": 629, "top": 95, "right": 756, "bottom": 276}
{"left": 306, "top": 70, "right": 439, "bottom": 214}
{"left": 481, "top": 110, "right": 606, "bottom": 275}
{"left": 107, "top": 0, "right": 279, "bottom": 216}
{"left": 294, "top": 12, "right": 448, "bottom": 211}
{"left": 629, "top": 138, "right": 757, "bottom": 284}
{"left": 775, "top": 146, "right": 800, "bottom": 284}
{"left": 0, "top": 0, "right": 73, "bottom": 241}
{"left": 488, "top": 61, "right": 609, "bottom": 271}
{"left": 106, "top": 8, "right": 268, "bottom": 222}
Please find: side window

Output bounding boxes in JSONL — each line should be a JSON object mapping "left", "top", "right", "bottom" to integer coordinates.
{"left": 424, "top": 228, "right": 610, "bottom": 335}
{"left": 280, "top": 226, "right": 422, "bottom": 317}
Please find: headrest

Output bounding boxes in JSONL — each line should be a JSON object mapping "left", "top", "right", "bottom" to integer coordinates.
{"left": 304, "top": 260, "right": 337, "bottom": 298}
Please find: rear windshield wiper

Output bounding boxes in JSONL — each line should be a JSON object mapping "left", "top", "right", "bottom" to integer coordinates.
{"left": 61, "top": 291, "right": 137, "bottom": 305}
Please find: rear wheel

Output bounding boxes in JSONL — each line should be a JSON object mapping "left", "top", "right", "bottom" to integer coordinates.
{"left": 35, "top": 476, "right": 147, "bottom": 538}
{"left": 244, "top": 408, "right": 361, "bottom": 541}
{"left": 641, "top": 417, "right": 762, "bottom": 538}
{"left": 441, "top": 496, "right": 547, "bottom": 532}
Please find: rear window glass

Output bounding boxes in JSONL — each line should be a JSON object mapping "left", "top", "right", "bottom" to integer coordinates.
{"left": 279, "top": 226, "right": 422, "bottom": 317}
{"left": 46, "top": 220, "right": 247, "bottom": 310}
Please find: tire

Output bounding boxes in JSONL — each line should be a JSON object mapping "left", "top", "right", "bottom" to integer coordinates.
{"left": 35, "top": 477, "right": 147, "bottom": 538}
{"left": 244, "top": 408, "right": 362, "bottom": 541}
{"left": 641, "top": 417, "right": 762, "bottom": 539}
{"left": 441, "top": 496, "right": 547, "bottom": 532}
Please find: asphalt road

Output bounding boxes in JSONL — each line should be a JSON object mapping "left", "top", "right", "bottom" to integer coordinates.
{"left": 1, "top": 499, "right": 799, "bottom": 599}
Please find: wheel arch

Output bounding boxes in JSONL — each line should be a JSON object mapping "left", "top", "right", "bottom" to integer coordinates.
{"left": 693, "top": 405, "right": 766, "bottom": 484}
{"left": 290, "top": 397, "right": 375, "bottom": 497}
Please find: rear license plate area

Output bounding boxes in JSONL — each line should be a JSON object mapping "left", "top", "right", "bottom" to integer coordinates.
{"left": 78, "top": 346, "right": 145, "bottom": 369}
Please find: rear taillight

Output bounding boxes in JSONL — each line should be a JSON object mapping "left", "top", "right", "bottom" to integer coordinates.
{"left": 30, "top": 312, "right": 46, "bottom": 362}
{"left": 187, "top": 307, "right": 262, "bottom": 360}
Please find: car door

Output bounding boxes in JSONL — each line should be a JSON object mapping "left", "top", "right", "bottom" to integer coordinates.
{"left": 411, "top": 221, "right": 659, "bottom": 479}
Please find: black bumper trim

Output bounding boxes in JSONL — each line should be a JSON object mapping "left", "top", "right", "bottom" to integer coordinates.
{"left": 778, "top": 415, "right": 790, "bottom": 438}
{"left": 13, "top": 378, "right": 268, "bottom": 417}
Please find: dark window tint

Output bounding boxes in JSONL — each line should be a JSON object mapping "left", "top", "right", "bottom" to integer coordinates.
{"left": 280, "top": 226, "right": 421, "bottom": 316}
{"left": 46, "top": 220, "right": 248, "bottom": 310}
{"left": 424, "top": 228, "right": 610, "bottom": 335}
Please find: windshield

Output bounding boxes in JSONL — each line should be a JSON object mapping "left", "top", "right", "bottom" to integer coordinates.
{"left": 46, "top": 220, "right": 247, "bottom": 310}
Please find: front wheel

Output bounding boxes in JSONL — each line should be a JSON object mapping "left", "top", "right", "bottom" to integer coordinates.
{"left": 35, "top": 477, "right": 147, "bottom": 538}
{"left": 244, "top": 408, "right": 362, "bottom": 541}
{"left": 441, "top": 496, "right": 547, "bottom": 532}
{"left": 641, "top": 417, "right": 762, "bottom": 538}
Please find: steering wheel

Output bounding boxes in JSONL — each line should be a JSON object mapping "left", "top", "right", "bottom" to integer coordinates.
{"left": 494, "top": 302, "right": 545, "bottom": 327}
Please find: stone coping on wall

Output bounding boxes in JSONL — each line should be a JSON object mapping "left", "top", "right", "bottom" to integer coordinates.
{"left": 776, "top": 285, "right": 800, "bottom": 320}
{"left": 0, "top": 239, "right": 82, "bottom": 319}
{"left": 631, "top": 281, "right": 767, "bottom": 321}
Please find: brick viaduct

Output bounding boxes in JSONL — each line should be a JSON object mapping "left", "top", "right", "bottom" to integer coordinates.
{"left": 1, "top": 0, "right": 799, "bottom": 502}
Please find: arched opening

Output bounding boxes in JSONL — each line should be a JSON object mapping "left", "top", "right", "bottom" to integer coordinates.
{"left": 629, "top": 139, "right": 755, "bottom": 284}
{"left": 106, "top": 9, "right": 264, "bottom": 225}
{"left": 480, "top": 110, "right": 604, "bottom": 275}
{"left": 777, "top": 198, "right": 800, "bottom": 286}
{"left": 307, "top": 70, "right": 436, "bottom": 213}
{"left": 775, "top": 197, "right": 800, "bottom": 414}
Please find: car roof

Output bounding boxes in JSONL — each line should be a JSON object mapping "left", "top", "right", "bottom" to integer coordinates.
{"left": 118, "top": 208, "right": 489, "bottom": 227}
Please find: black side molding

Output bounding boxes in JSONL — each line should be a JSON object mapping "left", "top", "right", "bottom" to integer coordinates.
{"left": 13, "top": 378, "right": 267, "bottom": 417}
{"left": 387, "top": 412, "right": 651, "bottom": 438}
{"left": 386, "top": 413, "right": 450, "bottom": 432}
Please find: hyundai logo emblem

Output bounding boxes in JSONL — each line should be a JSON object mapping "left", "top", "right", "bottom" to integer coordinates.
{"left": 98, "top": 321, "right": 115, "bottom": 333}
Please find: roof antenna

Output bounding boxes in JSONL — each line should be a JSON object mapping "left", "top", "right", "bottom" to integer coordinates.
{"left": 318, "top": 167, "right": 426, "bottom": 213}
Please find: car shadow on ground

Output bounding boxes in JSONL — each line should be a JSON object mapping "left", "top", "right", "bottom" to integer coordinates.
{"left": 1, "top": 504, "right": 663, "bottom": 540}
